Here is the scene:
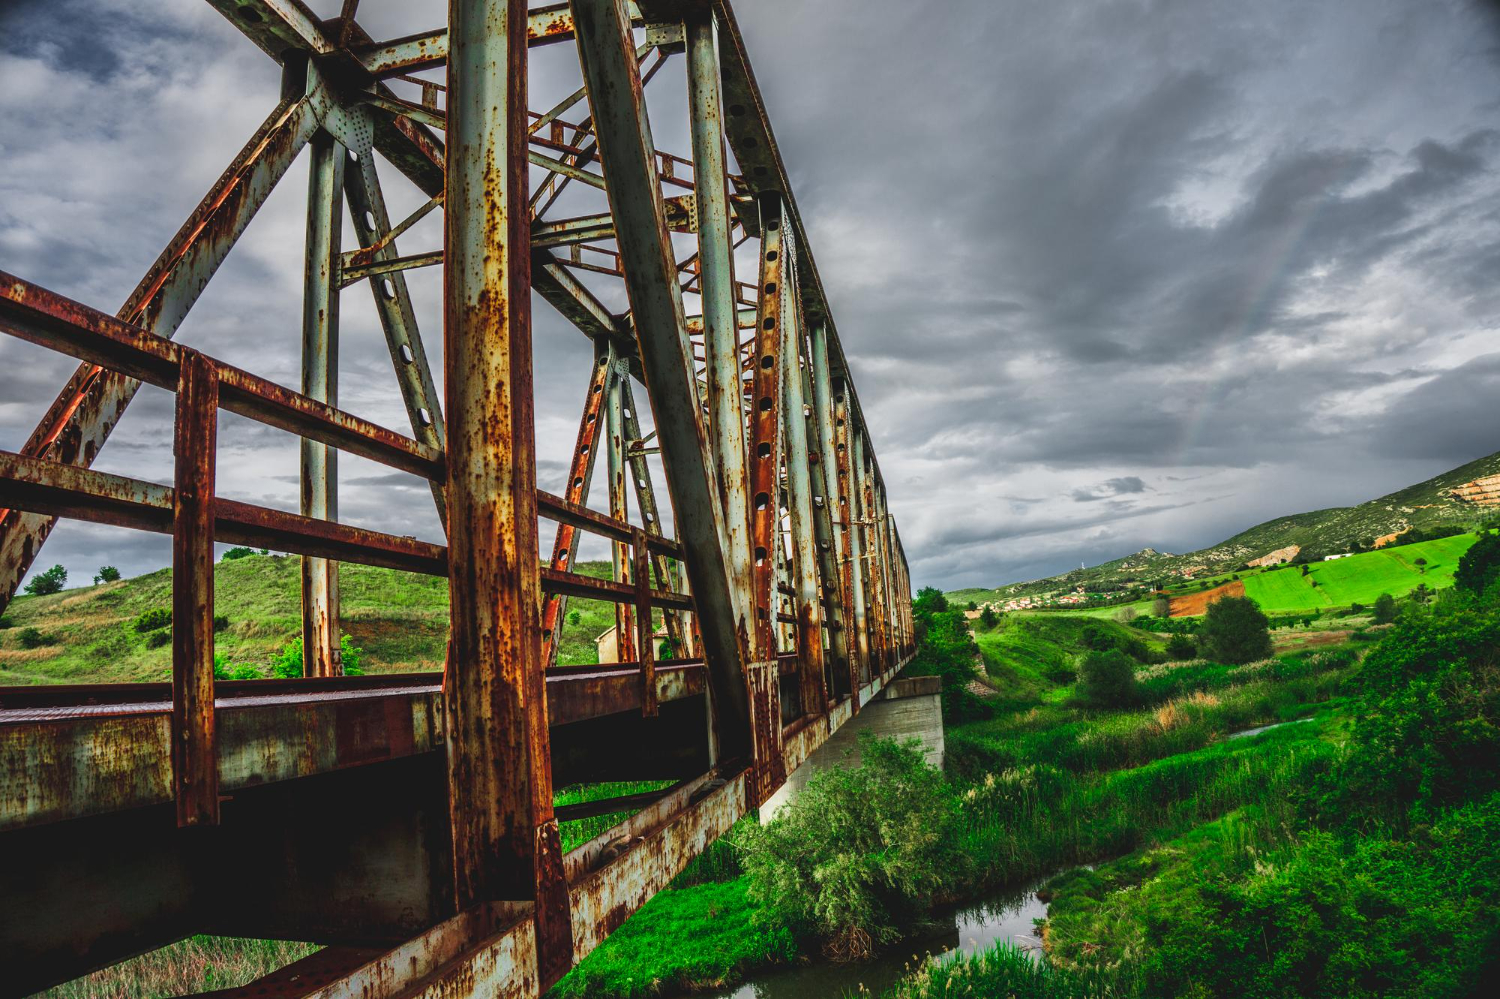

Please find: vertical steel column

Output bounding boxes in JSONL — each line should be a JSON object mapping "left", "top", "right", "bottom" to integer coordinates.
{"left": 344, "top": 150, "right": 448, "bottom": 523}
{"left": 847, "top": 422, "right": 872, "bottom": 687}
{"left": 686, "top": 11, "right": 751, "bottom": 609}
{"left": 779, "top": 280, "right": 826, "bottom": 716}
{"left": 444, "top": 0, "right": 571, "bottom": 983}
{"left": 807, "top": 322, "right": 852, "bottom": 698}
{"left": 301, "top": 129, "right": 344, "bottom": 678}
{"left": 607, "top": 353, "right": 637, "bottom": 662}
{"left": 570, "top": 0, "right": 753, "bottom": 759}
{"left": 172, "top": 352, "right": 219, "bottom": 828}
{"left": 747, "top": 192, "right": 788, "bottom": 795}
{"left": 873, "top": 481, "right": 896, "bottom": 672}
{"left": 633, "top": 527, "right": 656, "bottom": 716}
{"left": 619, "top": 378, "right": 687, "bottom": 656}
{"left": 864, "top": 447, "right": 882, "bottom": 672}
{"left": 542, "top": 339, "right": 612, "bottom": 666}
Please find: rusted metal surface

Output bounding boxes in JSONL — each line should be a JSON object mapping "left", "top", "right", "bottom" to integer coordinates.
{"left": 541, "top": 340, "right": 612, "bottom": 666}
{"left": 571, "top": 0, "right": 755, "bottom": 762}
{"left": 172, "top": 353, "right": 220, "bottom": 827}
{"left": 0, "top": 0, "right": 920, "bottom": 992}
{"left": 687, "top": 12, "right": 753, "bottom": 611}
{"left": 301, "top": 128, "right": 345, "bottom": 679}
{"left": 606, "top": 351, "right": 637, "bottom": 664}
{"left": 442, "top": 0, "right": 571, "bottom": 985}
{"left": 633, "top": 528, "right": 657, "bottom": 716}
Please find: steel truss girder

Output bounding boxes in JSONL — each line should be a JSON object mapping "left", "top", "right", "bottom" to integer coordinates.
{"left": 0, "top": 0, "right": 918, "bottom": 993}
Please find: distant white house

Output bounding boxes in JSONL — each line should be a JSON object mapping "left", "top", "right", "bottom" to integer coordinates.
{"left": 1323, "top": 553, "right": 1356, "bottom": 561}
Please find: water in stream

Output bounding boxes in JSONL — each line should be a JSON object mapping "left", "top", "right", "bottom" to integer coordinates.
{"left": 692, "top": 879, "right": 1050, "bottom": 999}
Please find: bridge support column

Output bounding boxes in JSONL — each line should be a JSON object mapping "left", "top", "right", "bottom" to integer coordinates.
{"left": 301, "top": 126, "right": 344, "bottom": 677}
{"left": 443, "top": 0, "right": 571, "bottom": 987}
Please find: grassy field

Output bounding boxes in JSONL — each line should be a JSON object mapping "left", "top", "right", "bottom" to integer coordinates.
{"left": 972, "top": 614, "right": 1164, "bottom": 702}
{"left": 1243, "top": 533, "right": 1474, "bottom": 611}
{"left": 0, "top": 553, "right": 619, "bottom": 684}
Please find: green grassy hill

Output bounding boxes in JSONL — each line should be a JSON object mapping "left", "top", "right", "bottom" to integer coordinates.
{"left": 1242, "top": 533, "right": 1472, "bottom": 611}
{"left": 953, "top": 449, "right": 1500, "bottom": 606}
{"left": 973, "top": 614, "right": 1166, "bottom": 703}
{"left": 0, "top": 553, "right": 618, "bottom": 685}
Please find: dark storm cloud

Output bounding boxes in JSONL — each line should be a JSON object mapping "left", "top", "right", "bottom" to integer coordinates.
{"left": 4, "top": 0, "right": 1500, "bottom": 593}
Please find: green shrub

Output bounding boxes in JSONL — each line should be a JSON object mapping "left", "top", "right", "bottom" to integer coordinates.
{"left": 1076, "top": 649, "right": 1137, "bottom": 708}
{"left": 133, "top": 608, "right": 172, "bottom": 633}
{"left": 270, "top": 634, "right": 365, "bottom": 678}
{"left": 1455, "top": 532, "right": 1500, "bottom": 594}
{"left": 220, "top": 546, "right": 258, "bottom": 562}
{"left": 1371, "top": 591, "right": 1397, "bottom": 624}
{"left": 93, "top": 565, "right": 121, "bottom": 584}
{"left": 212, "top": 615, "right": 229, "bottom": 632}
{"left": 17, "top": 627, "right": 49, "bottom": 649}
{"left": 1199, "top": 596, "right": 1271, "bottom": 664}
{"left": 743, "top": 734, "right": 965, "bottom": 960}
{"left": 213, "top": 653, "right": 262, "bottom": 681}
{"left": 23, "top": 564, "right": 66, "bottom": 596}
{"left": 146, "top": 629, "right": 171, "bottom": 649}
{"left": 1165, "top": 634, "right": 1196, "bottom": 660}
{"left": 0, "top": 615, "right": 11, "bottom": 629}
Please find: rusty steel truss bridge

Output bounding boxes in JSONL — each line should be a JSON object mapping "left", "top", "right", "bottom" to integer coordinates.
{"left": 0, "top": 1, "right": 916, "bottom": 994}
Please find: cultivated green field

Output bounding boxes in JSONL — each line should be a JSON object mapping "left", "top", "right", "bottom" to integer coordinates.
{"left": 1243, "top": 534, "right": 1475, "bottom": 611}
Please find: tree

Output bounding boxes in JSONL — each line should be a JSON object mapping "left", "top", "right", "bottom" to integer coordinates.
{"left": 965, "top": 600, "right": 978, "bottom": 612}
{"left": 912, "top": 586, "right": 949, "bottom": 615}
{"left": 1454, "top": 532, "right": 1500, "bottom": 595}
{"left": 221, "top": 546, "right": 257, "bottom": 561}
{"left": 1152, "top": 593, "right": 1171, "bottom": 617}
{"left": 1199, "top": 596, "right": 1272, "bottom": 664}
{"left": 93, "top": 566, "right": 121, "bottom": 584}
{"left": 1077, "top": 648, "right": 1137, "bottom": 707}
{"left": 978, "top": 606, "right": 999, "bottom": 629}
{"left": 1166, "top": 634, "right": 1197, "bottom": 660}
{"left": 23, "top": 564, "right": 66, "bottom": 596}
{"left": 1371, "top": 592, "right": 1397, "bottom": 624}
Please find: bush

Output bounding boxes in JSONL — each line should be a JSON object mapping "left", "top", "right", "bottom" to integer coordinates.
{"left": 1330, "top": 594, "right": 1500, "bottom": 826}
{"left": 0, "top": 615, "right": 11, "bottom": 629}
{"left": 1455, "top": 532, "right": 1500, "bottom": 595}
{"left": 17, "top": 627, "right": 49, "bottom": 649}
{"left": 213, "top": 653, "right": 262, "bottom": 681}
{"left": 1199, "top": 597, "right": 1271, "bottom": 664}
{"left": 133, "top": 608, "right": 172, "bottom": 633}
{"left": 270, "top": 634, "right": 365, "bottom": 678}
{"left": 1077, "top": 649, "right": 1137, "bottom": 708}
{"left": 93, "top": 566, "right": 121, "bottom": 584}
{"left": 146, "top": 629, "right": 171, "bottom": 649}
{"left": 1371, "top": 591, "right": 1397, "bottom": 624}
{"left": 220, "top": 546, "right": 258, "bottom": 562}
{"left": 743, "top": 734, "right": 964, "bottom": 960}
{"left": 213, "top": 615, "right": 230, "bottom": 632}
{"left": 979, "top": 606, "right": 999, "bottom": 629}
{"left": 1166, "top": 634, "right": 1196, "bottom": 660}
{"left": 23, "top": 564, "right": 67, "bottom": 596}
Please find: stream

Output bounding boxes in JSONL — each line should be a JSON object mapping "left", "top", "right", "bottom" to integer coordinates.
{"left": 673, "top": 717, "right": 1315, "bottom": 998}
{"left": 689, "top": 877, "right": 1051, "bottom": 999}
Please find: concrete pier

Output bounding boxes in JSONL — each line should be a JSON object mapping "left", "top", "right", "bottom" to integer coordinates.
{"left": 760, "top": 674, "right": 944, "bottom": 821}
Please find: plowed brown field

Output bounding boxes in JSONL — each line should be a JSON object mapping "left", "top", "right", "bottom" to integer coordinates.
{"left": 1168, "top": 579, "right": 1245, "bottom": 617}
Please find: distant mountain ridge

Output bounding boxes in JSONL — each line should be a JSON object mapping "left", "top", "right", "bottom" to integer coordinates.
{"left": 951, "top": 449, "right": 1500, "bottom": 603}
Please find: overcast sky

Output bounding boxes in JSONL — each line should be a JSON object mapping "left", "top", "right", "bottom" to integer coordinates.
{"left": 3, "top": 0, "right": 1500, "bottom": 594}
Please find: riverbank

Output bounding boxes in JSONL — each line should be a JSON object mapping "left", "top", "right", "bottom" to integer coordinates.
{"left": 549, "top": 596, "right": 1357, "bottom": 999}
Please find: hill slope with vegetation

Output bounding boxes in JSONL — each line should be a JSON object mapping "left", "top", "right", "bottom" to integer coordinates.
{"left": 952, "top": 449, "right": 1500, "bottom": 608}
{"left": 0, "top": 552, "right": 617, "bottom": 685}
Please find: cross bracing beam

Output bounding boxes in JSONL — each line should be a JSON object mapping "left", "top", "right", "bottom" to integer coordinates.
{"left": 0, "top": 0, "right": 917, "bottom": 993}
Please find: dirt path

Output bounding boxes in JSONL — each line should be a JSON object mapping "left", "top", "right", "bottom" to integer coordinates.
{"left": 1168, "top": 579, "right": 1245, "bottom": 617}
